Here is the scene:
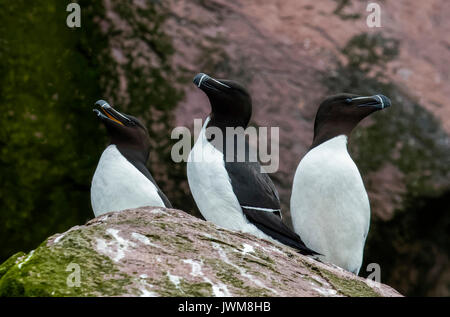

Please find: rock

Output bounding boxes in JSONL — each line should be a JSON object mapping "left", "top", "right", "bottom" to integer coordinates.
{"left": 0, "top": 207, "right": 401, "bottom": 297}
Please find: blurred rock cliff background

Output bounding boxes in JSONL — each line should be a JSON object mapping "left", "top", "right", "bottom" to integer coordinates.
{"left": 0, "top": 0, "right": 448, "bottom": 296}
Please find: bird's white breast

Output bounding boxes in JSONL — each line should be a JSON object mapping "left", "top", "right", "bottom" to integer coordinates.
{"left": 290, "top": 135, "right": 370, "bottom": 274}
{"left": 187, "top": 118, "right": 274, "bottom": 241}
{"left": 91, "top": 145, "right": 165, "bottom": 217}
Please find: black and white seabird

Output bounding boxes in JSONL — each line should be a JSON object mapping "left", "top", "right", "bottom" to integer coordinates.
{"left": 290, "top": 93, "right": 392, "bottom": 274}
{"left": 187, "top": 73, "right": 317, "bottom": 255}
{"left": 91, "top": 100, "right": 172, "bottom": 217}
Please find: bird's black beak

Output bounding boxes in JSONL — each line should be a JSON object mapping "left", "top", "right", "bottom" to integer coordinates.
{"left": 346, "top": 94, "right": 392, "bottom": 110}
{"left": 93, "top": 100, "right": 133, "bottom": 126}
{"left": 193, "top": 73, "right": 231, "bottom": 92}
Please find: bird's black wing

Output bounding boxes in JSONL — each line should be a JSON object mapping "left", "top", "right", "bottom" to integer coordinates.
{"left": 224, "top": 160, "right": 318, "bottom": 255}
{"left": 142, "top": 169, "right": 173, "bottom": 209}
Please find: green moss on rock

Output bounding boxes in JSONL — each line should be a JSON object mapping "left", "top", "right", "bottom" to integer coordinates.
{"left": 302, "top": 260, "right": 379, "bottom": 297}
{"left": 318, "top": 268, "right": 379, "bottom": 297}
{"left": 153, "top": 275, "right": 213, "bottom": 297}
{"left": 0, "top": 208, "right": 402, "bottom": 297}
{"left": 0, "top": 228, "right": 134, "bottom": 297}
{"left": 0, "top": 252, "right": 26, "bottom": 280}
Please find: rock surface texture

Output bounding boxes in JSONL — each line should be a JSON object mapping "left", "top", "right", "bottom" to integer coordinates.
{"left": 0, "top": 207, "right": 401, "bottom": 297}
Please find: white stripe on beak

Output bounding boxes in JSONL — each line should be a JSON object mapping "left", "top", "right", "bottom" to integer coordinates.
{"left": 210, "top": 77, "right": 231, "bottom": 88}
{"left": 374, "top": 94, "right": 384, "bottom": 108}
{"left": 101, "top": 103, "right": 129, "bottom": 121}
{"left": 197, "top": 74, "right": 208, "bottom": 87}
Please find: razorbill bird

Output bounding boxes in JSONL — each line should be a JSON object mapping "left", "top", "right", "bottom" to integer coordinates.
{"left": 290, "top": 93, "right": 392, "bottom": 274}
{"left": 187, "top": 73, "right": 317, "bottom": 255}
{"left": 91, "top": 100, "right": 172, "bottom": 217}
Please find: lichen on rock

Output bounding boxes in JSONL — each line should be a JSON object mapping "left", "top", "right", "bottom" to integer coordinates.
{"left": 0, "top": 207, "right": 401, "bottom": 297}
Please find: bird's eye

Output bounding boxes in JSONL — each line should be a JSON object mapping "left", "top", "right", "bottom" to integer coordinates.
{"left": 345, "top": 98, "right": 352, "bottom": 104}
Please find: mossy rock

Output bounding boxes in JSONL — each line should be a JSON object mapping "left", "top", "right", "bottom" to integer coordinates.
{"left": 0, "top": 207, "right": 402, "bottom": 297}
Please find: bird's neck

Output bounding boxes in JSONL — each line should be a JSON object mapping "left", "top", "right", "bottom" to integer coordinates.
{"left": 204, "top": 115, "right": 245, "bottom": 142}
{"left": 115, "top": 144, "right": 149, "bottom": 168}
{"left": 315, "top": 134, "right": 349, "bottom": 152}
{"left": 310, "top": 122, "right": 355, "bottom": 150}
{"left": 202, "top": 116, "right": 252, "bottom": 160}
{"left": 207, "top": 112, "right": 249, "bottom": 132}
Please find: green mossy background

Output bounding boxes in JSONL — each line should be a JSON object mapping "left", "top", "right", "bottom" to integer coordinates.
{"left": 0, "top": 0, "right": 106, "bottom": 264}
{"left": 0, "top": 0, "right": 193, "bottom": 265}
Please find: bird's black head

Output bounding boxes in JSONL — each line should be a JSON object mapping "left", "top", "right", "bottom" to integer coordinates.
{"left": 193, "top": 73, "right": 252, "bottom": 129}
{"left": 311, "top": 93, "right": 391, "bottom": 149}
{"left": 93, "top": 100, "right": 150, "bottom": 163}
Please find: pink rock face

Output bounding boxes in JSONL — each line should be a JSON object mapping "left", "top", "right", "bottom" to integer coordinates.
{"left": 41, "top": 207, "right": 399, "bottom": 297}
